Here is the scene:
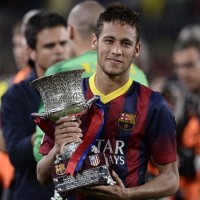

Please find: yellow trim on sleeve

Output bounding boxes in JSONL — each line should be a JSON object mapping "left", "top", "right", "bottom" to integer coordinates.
{"left": 89, "top": 74, "right": 133, "bottom": 104}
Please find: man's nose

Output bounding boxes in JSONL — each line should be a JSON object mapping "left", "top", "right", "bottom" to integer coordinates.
{"left": 111, "top": 43, "right": 122, "bottom": 55}
{"left": 55, "top": 44, "right": 65, "bottom": 54}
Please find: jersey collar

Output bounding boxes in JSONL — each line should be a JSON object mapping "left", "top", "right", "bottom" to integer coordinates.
{"left": 89, "top": 73, "right": 133, "bottom": 104}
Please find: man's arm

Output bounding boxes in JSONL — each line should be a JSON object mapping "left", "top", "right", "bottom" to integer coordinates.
{"left": 37, "top": 116, "right": 82, "bottom": 185}
{"left": 1, "top": 86, "right": 37, "bottom": 171}
{"left": 37, "top": 147, "right": 56, "bottom": 185}
{"left": 79, "top": 161, "right": 179, "bottom": 200}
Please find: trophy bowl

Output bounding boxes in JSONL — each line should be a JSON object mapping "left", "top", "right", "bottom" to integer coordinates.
{"left": 30, "top": 68, "right": 88, "bottom": 122}
{"left": 30, "top": 69, "right": 115, "bottom": 198}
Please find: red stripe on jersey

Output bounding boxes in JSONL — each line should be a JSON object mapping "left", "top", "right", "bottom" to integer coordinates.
{"left": 126, "top": 85, "right": 152, "bottom": 186}
{"left": 105, "top": 94, "right": 126, "bottom": 150}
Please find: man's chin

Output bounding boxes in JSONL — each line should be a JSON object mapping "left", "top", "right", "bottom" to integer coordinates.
{"left": 105, "top": 72, "right": 121, "bottom": 78}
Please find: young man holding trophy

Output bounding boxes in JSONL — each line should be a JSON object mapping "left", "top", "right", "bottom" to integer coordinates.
{"left": 35, "top": 3, "right": 179, "bottom": 200}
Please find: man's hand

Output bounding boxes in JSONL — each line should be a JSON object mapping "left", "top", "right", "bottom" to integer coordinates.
{"left": 54, "top": 116, "right": 82, "bottom": 154}
{"left": 78, "top": 171, "right": 129, "bottom": 200}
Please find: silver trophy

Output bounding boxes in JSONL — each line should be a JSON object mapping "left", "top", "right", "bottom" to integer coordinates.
{"left": 30, "top": 69, "right": 115, "bottom": 199}
{"left": 31, "top": 69, "right": 89, "bottom": 123}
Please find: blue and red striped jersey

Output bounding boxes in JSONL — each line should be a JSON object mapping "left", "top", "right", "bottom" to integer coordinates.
{"left": 82, "top": 75, "right": 177, "bottom": 188}
{"left": 40, "top": 75, "right": 177, "bottom": 200}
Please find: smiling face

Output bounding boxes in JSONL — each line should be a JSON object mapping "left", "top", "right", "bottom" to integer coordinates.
{"left": 91, "top": 21, "right": 140, "bottom": 79}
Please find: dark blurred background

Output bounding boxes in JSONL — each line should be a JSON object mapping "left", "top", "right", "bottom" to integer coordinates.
{"left": 0, "top": 0, "right": 200, "bottom": 82}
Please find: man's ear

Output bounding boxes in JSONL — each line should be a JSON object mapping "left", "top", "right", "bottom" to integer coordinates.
{"left": 134, "top": 43, "right": 141, "bottom": 57}
{"left": 27, "top": 47, "right": 36, "bottom": 62}
{"left": 67, "top": 25, "right": 74, "bottom": 39}
{"left": 91, "top": 34, "right": 98, "bottom": 50}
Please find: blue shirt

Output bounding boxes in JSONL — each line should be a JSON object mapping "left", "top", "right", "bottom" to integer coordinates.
{"left": 1, "top": 71, "right": 54, "bottom": 200}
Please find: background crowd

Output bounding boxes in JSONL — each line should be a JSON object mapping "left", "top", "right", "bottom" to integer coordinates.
{"left": 0, "top": 0, "right": 200, "bottom": 200}
{"left": 1, "top": 0, "right": 200, "bottom": 80}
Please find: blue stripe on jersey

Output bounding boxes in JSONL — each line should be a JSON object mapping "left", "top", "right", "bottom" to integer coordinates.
{"left": 82, "top": 79, "right": 152, "bottom": 187}
{"left": 81, "top": 78, "right": 176, "bottom": 191}
{"left": 145, "top": 91, "right": 177, "bottom": 164}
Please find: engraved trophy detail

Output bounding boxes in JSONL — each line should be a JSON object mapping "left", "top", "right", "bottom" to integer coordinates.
{"left": 30, "top": 69, "right": 115, "bottom": 199}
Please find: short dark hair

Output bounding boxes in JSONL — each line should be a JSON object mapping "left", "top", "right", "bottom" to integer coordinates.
{"left": 24, "top": 11, "right": 67, "bottom": 49}
{"left": 95, "top": 3, "right": 140, "bottom": 43}
{"left": 173, "top": 38, "right": 200, "bottom": 54}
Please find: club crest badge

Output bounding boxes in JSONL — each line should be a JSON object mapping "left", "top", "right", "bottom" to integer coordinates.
{"left": 89, "top": 154, "right": 100, "bottom": 166}
{"left": 118, "top": 113, "right": 136, "bottom": 130}
{"left": 55, "top": 163, "right": 66, "bottom": 176}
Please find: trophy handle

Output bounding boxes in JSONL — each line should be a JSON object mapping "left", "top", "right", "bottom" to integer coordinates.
{"left": 86, "top": 95, "right": 99, "bottom": 108}
{"left": 31, "top": 96, "right": 99, "bottom": 122}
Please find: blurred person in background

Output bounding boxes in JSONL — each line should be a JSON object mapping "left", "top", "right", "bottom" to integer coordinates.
{"left": 33, "top": 0, "right": 149, "bottom": 165}
{"left": 0, "top": 44, "right": 14, "bottom": 200}
{"left": 0, "top": 11, "right": 71, "bottom": 200}
{"left": 0, "top": 10, "right": 41, "bottom": 200}
{"left": 178, "top": 23, "right": 200, "bottom": 42}
{"left": 11, "top": 21, "right": 32, "bottom": 84}
{"left": 171, "top": 36, "right": 200, "bottom": 200}
{"left": 157, "top": 25, "right": 200, "bottom": 200}
{"left": 0, "top": 112, "right": 14, "bottom": 200}
{"left": 12, "top": 9, "right": 42, "bottom": 84}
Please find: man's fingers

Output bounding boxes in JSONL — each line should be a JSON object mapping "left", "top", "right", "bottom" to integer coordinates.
{"left": 56, "top": 115, "right": 77, "bottom": 124}
{"left": 56, "top": 121, "right": 80, "bottom": 129}
{"left": 112, "top": 171, "right": 124, "bottom": 188}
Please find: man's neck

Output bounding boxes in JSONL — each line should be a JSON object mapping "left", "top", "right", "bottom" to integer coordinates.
{"left": 74, "top": 39, "right": 93, "bottom": 56}
{"left": 35, "top": 66, "right": 45, "bottom": 78}
{"left": 95, "top": 73, "right": 129, "bottom": 95}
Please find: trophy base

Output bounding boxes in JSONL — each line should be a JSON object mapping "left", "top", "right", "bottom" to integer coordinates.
{"left": 51, "top": 153, "right": 114, "bottom": 198}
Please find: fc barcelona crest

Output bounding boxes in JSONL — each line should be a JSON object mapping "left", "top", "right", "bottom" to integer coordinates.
{"left": 55, "top": 163, "right": 66, "bottom": 176}
{"left": 118, "top": 113, "right": 136, "bottom": 130}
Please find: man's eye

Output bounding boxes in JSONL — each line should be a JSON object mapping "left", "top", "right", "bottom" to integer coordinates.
{"left": 44, "top": 44, "right": 54, "bottom": 49}
{"left": 122, "top": 42, "right": 131, "bottom": 46}
{"left": 60, "top": 41, "right": 67, "bottom": 46}
{"left": 105, "top": 39, "right": 113, "bottom": 43}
